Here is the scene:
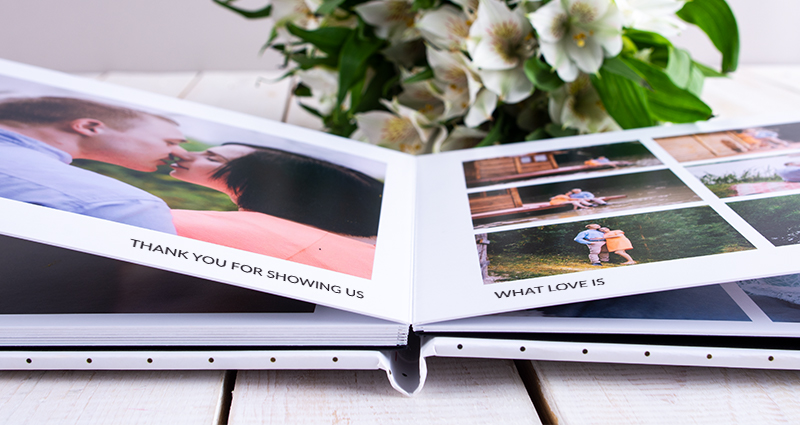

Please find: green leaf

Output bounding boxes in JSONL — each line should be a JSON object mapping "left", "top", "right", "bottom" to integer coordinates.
{"left": 624, "top": 28, "right": 673, "bottom": 48}
{"left": 686, "top": 64, "right": 705, "bottom": 97}
{"left": 601, "top": 57, "right": 649, "bottom": 88}
{"left": 525, "top": 128, "right": 550, "bottom": 141}
{"left": 625, "top": 57, "right": 713, "bottom": 123}
{"left": 294, "top": 83, "right": 312, "bottom": 97}
{"left": 290, "top": 53, "right": 339, "bottom": 70}
{"left": 403, "top": 68, "right": 434, "bottom": 84}
{"left": 286, "top": 25, "right": 352, "bottom": 57}
{"left": 666, "top": 47, "right": 692, "bottom": 88}
{"left": 693, "top": 61, "right": 726, "bottom": 78}
{"left": 544, "top": 123, "right": 579, "bottom": 138}
{"left": 591, "top": 68, "right": 655, "bottom": 129}
{"left": 357, "top": 60, "right": 398, "bottom": 113}
{"left": 411, "top": 0, "right": 437, "bottom": 11}
{"left": 299, "top": 103, "right": 324, "bottom": 118}
{"left": 523, "top": 56, "right": 564, "bottom": 91}
{"left": 316, "top": 0, "right": 346, "bottom": 15}
{"left": 337, "top": 30, "right": 384, "bottom": 104}
{"left": 475, "top": 114, "right": 506, "bottom": 147}
{"left": 677, "top": 0, "right": 739, "bottom": 73}
{"left": 213, "top": 0, "right": 272, "bottom": 19}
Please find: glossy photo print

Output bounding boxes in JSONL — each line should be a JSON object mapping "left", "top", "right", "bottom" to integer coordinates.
{"left": 462, "top": 141, "right": 661, "bottom": 188}
{"left": 737, "top": 274, "right": 800, "bottom": 322}
{"left": 0, "top": 76, "right": 386, "bottom": 279}
{"left": 655, "top": 122, "right": 800, "bottom": 163}
{"left": 470, "top": 169, "right": 701, "bottom": 229}
{"left": 727, "top": 194, "right": 800, "bottom": 247}
{"left": 687, "top": 153, "right": 800, "bottom": 198}
{"left": 476, "top": 206, "right": 754, "bottom": 284}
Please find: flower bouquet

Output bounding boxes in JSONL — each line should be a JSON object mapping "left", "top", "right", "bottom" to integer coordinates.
{"left": 215, "top": 0, "right": 739, "bottom": 153}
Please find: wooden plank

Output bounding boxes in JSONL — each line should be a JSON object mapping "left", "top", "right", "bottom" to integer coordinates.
{"left": 529, "top": 361, "right": 800, "bottom": 424}
{"left": 0, "top": 370, "right": 228, "bottom": 424}
{"left": 182, "top": 71, "right": 292, "bottom": 122}
{"left": 228, "top": 358, "right": 541, "bottom": 425}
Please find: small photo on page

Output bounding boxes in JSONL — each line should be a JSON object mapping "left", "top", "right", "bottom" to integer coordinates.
{"left": 686, "top": 153, "right": 800, "bottom": 198}
{"left": 737, "top": 274, "right": 800, "bottom": 322}
{"left": 462, "top": 141, "right": 661, "bottom": 188}
{"left": 470, "top": 169, "right": 700, "bottom": 229}
{"left": 655, "top": 122, "right": 800, "bottom": 163}
{"left": 0, "top": 76, "right": 386, "bottom": 280}
{"left": 727, "top": 193, "right": 800, "bottom": 247}
{"left": 475, "top": 206, "right": 754, "bottom": 284}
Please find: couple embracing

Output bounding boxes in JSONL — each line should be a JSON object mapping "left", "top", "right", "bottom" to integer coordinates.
{"left": 0, "top": 97, "right": 382, "bottom": 279}
{"left": 574, "top": 223, "right": 636, "bottom": 266}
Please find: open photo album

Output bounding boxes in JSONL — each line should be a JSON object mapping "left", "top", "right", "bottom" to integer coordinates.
{"left": 1, "top": 58, "right": 800, "bottom": 392}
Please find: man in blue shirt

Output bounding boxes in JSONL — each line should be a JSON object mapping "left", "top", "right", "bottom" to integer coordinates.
{"left": 569, "top": 188, "right": 607, "bottom": 205}
{"left": 574, "top": 223, "right": 608, "bottom": 266}
{"left": 0, "top": 96, "right": 189, "bottom": 233}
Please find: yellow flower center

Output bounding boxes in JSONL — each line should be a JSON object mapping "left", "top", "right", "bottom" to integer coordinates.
{"left": 573, "top": 32, "right": 587, "bottom": 47}
{"left": 381, "top": 117, "right": 417, "bottom": 144}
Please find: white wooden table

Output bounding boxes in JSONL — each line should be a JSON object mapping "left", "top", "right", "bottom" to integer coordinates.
{"left": 5, "top": 67, "right": 799, "bottom": 424}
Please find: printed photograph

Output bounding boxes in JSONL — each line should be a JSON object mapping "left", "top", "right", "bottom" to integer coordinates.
{"left": 0, "top": 75, "right": 386, "bottom": 279}
{"left": 727, "top": 194, "right": 800, "bottom": 247}
{"left": 462, "top": 141, "right": 661, "bottom": 188}
{"left": 0, "top": 234, "right": 316, "bottom": 314}
{"left": 503, "top": 284, "right": 750, "bottom": 321}
{"left": 687, "top": 153, "right": 800, "bottom": 198}
{"left": 655, "top": 122, "right": 800, "bottom": 163}
{"left": 476, "top": 206, "right": 754, "bottom": 284}
{"left": 737, "top": 274, "right": 800, "bottom": 322}
{"left": 470, "top": 169, "right": 700, "bottom": 229}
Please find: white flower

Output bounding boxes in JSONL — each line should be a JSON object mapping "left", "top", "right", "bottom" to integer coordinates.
{"left": 416, "top": 5, "right": 472, "bottom": 51}
{"left": 354, "top": 0, "right": 419, "bottom": 42}
{"left": 271, "top": 0, "right": 322, "bottom": 30}
{"left": 529, "top": 0, "right": 623, "bottom": 82}
{"left": 467, "top": 0, "right": 535, "bottom": 70}
{"left": 434, "top": 126, "right": 487, "bottom": 152}
{"left": 466, "top": 0, "right": 535, "bottom": 103}
{"left": 354, "top": 99, "right": 447, "bottom": 153}
{"left": 426, "top": 47, "right": 484, "bottom": 121}
{"left": 397, "top": 69, "right": 446, "bottom": 121}
{"left": 616, "top": 0, "right": 686, "bottom": 37}
{"left": 295, "top": 67, "right": 341, "bottom": 115}
{"left": 548, "top": 73, "right": 620, "bottom": 133}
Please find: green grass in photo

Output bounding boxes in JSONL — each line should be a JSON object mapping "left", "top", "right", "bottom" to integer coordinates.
{"left": 700, "top": 169, "right": 782, "bottom": 198}
{"left": 485, "top": 206, "right": 754, "bottom": 281}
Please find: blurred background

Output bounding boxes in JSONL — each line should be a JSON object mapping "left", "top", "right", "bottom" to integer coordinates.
{"left": 0, "top": 0, "right": 791, "bottom": 72}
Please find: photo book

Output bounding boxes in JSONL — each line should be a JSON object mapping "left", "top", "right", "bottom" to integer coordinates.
{"left": 1, "top": 58, "right": 800, "bottom": 395}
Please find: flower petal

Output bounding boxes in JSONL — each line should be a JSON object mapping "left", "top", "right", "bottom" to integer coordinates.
{"left": 464, "top": 89, "right": 498, "bottom": 127}
{"left": 480, "top": 66, "right": 533, "bottom": 103}
{"left": 565, "top": 28, "right": 604, "bottom": 74}
{"left": 528, "top": 0, "right": 568, "bottom": 43}
{"left": 417, "top": 5, "right": 471, "bottom": 51}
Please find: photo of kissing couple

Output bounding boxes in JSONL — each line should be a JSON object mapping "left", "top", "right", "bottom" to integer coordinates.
{"left": 0, "top": 95, "right": 385, "bottom": 279}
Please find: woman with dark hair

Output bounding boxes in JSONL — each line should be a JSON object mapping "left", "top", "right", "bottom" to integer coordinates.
{"left": 168, "top": 143, "right": 383, "bottom": 279}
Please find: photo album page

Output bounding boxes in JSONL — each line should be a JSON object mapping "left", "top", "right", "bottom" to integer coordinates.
{"left": 413, "top": 116, "right": 800, "bottom": 325}
{"left": 0, "top": 59, "right": 417, "bottom": 325}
